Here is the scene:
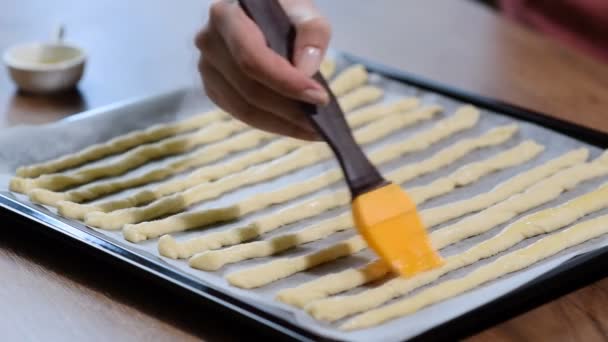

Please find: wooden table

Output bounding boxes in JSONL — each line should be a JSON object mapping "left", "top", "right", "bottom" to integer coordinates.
{"left": 2, "top": 1, "right": 608, "bottom": 340}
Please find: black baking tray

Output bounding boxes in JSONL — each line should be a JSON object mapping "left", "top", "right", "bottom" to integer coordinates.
{"left": 2, "top": 53, "right": 607, "bottom": 341}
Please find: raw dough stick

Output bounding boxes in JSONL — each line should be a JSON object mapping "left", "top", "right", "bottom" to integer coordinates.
{"left": 188, "top": 139, "right": 537, "bottom": 260}
{"left": 57, "top": 97, "right": 414, "bottom": 220}
{"left": 14, "top": 69, "right": 376, "bottom": 193}
{"left": 294, "top": 151, "right": 608, "bottom": 308}
{"left": 107, "top": 105, "right": 438, "bottom": 232}
{"left": 342, "top": 213, "right": 608, "bottom": 330}
{"left": 117, "top": 105, "right": 456, "bottom": 240}
{"left": 225, "top": 141, "right": 544, "bottom": 288}
{"left": 319, "top": 59, "right": 336, "bottom": 79}
{"left": 277, "top": 149, "right": 589, "bottom": 307}
{"left": 158, "top": 109, "right": 486, "bottom": 257}
{"left": 431, "top": 151, "right": 608, "bottom": 249}
{"left": 336, "top": 86, "right": 383, "bottom": 113}
{"left": 32, "top": 130, "right": 273, "bottom": 204}
{"left": 421, "top": 151, "right": 590, "bottom": 227}
{"left": 29, "top": 130, "right": 274, "bottom": 206}
{"left": 10, "top": 120, "right": 247, "bottom": 194}
{"left": 15, "top": 109, "right": 226, "bottom": 178}
{"left": 34, "top": 97, "right": 412, "bottom": 209}
{"left": 171, "top": 124, "right": 515, "bottom": 261}
{"left": 307, "top": 181, "right": 608, "bottom": 322}
{"left": 188, "top": 141, "right": 566, "bottom": 270}
{"left": 14, "top": 85, "right": 381, "bottom": 195}
{"left": 329, "top": 65, "right": 368, "bottom": 96}
{"left": 91, "top": 105, "right": 442, "bottom": 233}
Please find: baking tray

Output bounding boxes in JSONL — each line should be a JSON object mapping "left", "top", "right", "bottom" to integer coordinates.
{"left": 1, "top": 54, "right": 608, "bottom": 341}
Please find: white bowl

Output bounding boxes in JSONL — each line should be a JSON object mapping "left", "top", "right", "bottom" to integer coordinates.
{"left": 3, "top": 42, "right": 86, "bottom": 94}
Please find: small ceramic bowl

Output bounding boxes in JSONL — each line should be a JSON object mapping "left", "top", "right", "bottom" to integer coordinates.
{"left": 3, "top": 41, "right": 86, "bottom": 94}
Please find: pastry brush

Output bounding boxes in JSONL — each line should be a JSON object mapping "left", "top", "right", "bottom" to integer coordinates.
{"left": 237, "top": 0, "right": 443, "bottom": 277}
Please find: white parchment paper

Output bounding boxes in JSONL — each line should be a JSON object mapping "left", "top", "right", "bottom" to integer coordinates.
{"left": 1, "top": 60, "right": 607, "bottom": 342}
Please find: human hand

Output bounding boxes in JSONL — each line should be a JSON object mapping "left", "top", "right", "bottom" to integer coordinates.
{"left": 195, "top": 0, "right": 331, "bottom": 140}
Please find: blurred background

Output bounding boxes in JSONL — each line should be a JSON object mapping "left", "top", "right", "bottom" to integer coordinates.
{"left": 1, "top": 0, "right": 606, "bottom": 126}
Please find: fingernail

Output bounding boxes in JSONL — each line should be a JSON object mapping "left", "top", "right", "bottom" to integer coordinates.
{"left": 295, "top": 46, "right": 323, "bottom": 76}
{"left": 301, "top": 88, "right": 329, "bottom": 105}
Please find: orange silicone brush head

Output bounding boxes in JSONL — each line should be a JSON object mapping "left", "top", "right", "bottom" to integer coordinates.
{"left": 352, "top": 183, "right": 443, "bottom": 277}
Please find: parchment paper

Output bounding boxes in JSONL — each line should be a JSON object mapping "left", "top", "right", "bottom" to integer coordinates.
{"left": 1, "top": 59, "right": 607, "bottom": 342}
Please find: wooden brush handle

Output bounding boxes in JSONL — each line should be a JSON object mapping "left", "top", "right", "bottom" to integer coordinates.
{"left": 238, "top": 0, "right": 387, "bottom": 197}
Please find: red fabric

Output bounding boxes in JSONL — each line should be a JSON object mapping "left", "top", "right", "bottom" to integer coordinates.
{"left": 500, "top": 0, "right": 608, "bottom": 62}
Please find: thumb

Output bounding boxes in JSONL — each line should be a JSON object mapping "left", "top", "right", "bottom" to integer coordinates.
{"left": 279, "top": 0, "right": 331, "bottom": 76}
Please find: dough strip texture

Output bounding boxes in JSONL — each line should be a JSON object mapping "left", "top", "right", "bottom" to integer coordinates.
{"left": 29, "top": 129, "right": 274, "bottom": 206}
{"left": 119, "top": 105, "right": 473, "bottom": 241}
{"left": 33, "top": 96, "right": 409, "bottom": 211}
{"left": 187, "top": 146, "right": 583, "bottom": 270}
{"left": 168, "top": 124, "right": 517, "bottom": 261}
{"left": 333, "top": 85, "right": 385, "bottom": 113}
{"left": 308, "top": 181, "right": 608, "bottom": 322}
{"left": 306, "top": 185, "right": 608, "bottom": 321}
{"left": 319, "top": 59, "right": 336, "bottom": 79}
{"left": 13, "top": 65, "right": 372, "bottom": 195}
{"left": 14, "top": 57, "right": 337, "bottom": 182}
{"left": 92, "top": 105, "right": 443, "bottom": 232}
{"left": 329, "top": 65, "right": 368, "bottom": 96}
{"left": 283, "top": 151, "right": 608, "bottom": 305}
{"left": 53, "top": 92, "right": 400, "bottom": 220}
{"left": 10, "top": 120, "right": 248, "bottom": 193}
{"left": 276, "top": 149, "right": 589, "bottom": 307}
{"left": 431, "top": 151, "right": 608, "bottom": 249}
{"left": 15, "top": 109, "right": 226, "bottom": 178}
{"left": 225, "top": 140, "right": 544, "bottom": 289}
{"left": 342, "top": 211, "right": 608, "bottom": 330}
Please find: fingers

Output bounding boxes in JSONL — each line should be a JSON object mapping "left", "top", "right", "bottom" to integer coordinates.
{"left": 198, "top": 26, "right": 314, "bottom": 131}
{"left": 209, "top": 0, "right": 328, "bottom": 104}
{"left": 197, "top": 0, "right": 333, "bottom": 141}
{"left": 199, "top": 57, "right": 319, "bottom": 141}
{"left": 279, "top": 0, "right": 331, "bottom": 76}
